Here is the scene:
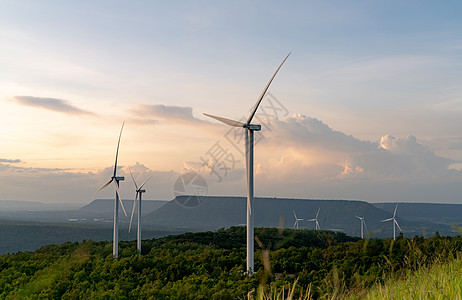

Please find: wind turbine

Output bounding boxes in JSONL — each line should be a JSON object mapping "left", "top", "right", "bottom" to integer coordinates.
{"left": 355, "top": 215, "right": 367, "bottom": 239}
{"left": 381, "top": 203, "right": 402, "bottom": 240}
{"left": 293, "top": 210, "right": 304, "bottom": 229}
{"left": 93, "top": 122, "right": 128, "bottom": 259}
{"left": 128, "top": 168, "right": 152, "bottom": 256}
{"left": 204, "top": 53, "right": 290, "bottom": 274}
{"left": 307, "top": 208, "right": 321, "bottom": 230}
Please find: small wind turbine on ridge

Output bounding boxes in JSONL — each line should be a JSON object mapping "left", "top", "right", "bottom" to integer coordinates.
{"left": 128, "top": 167, "right": 152, "bottom": 256}
{"left": 204, "top": 52, "right": 291, "bottom": 274}
{"left": 307, "top": 208, "right": 321, "bottom": 230}
{"left": 93, "top": 122, "right": 128, "bottom": 259}
{"left": 355, "top": 215, "right": 367, "bottom": 239}
{"left": 293, "top": 210, "right": 304, "bottom": 229}
{"left": 381, "top": 203, "right": 402, "bottom": 240}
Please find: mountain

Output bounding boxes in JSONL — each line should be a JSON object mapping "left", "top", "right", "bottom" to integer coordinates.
{"left": 80, "top": 199, "right": 168, "bottom": 214}
{"left": 0, "top": 200, "right": 80, "bottom": 211}
{"left": 144, "top": 196, "right": 437, "bottom": 237}
{"left": 374, "top": 202, "right": 462, "bottom": 225}
{"left": 0, "top": 199, "right": 168, "bottom": 225}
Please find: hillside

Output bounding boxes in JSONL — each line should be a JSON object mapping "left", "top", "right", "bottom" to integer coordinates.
{"left": 1, "top": 228, "right": 461, "bottom": 299}
{"left": 0, "top": 220, "right": 184, "bottom": 255}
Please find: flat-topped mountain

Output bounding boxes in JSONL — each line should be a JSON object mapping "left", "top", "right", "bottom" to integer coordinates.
{"left": 144, "top": 196, "right": 429, "bottom": 237}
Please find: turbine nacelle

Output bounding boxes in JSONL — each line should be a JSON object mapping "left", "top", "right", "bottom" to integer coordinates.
{"left": 113, "top": 176, "right": 125, "bottom": 181}
{"left": 244, "top": 124, "right": 261, "bottom": 131}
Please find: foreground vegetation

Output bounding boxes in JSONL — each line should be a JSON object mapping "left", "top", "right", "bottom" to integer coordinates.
{"left": 0, "top": 227, "right": 461, "bottom": 299}
{"left": 347, "top": 255, "right": 462, "bottom": 300}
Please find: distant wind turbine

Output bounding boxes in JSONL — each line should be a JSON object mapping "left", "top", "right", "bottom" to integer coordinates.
{"left": 93, "top": 122, "right": 128, "bottom": 259}
{"left": 128, "top": 168, "right": 152, "bottom": 256}
{"left": 307, "top": 208, "right": 321, "bottom": 230}
{"left": 204, "top": 53, "right": 291, "bottom": 274}
{"left": 293, "top": 210, "right": 304, "bottom": 229}
{"left": 381, "top": 203, "right": 402, "bottom": 240}
{"left": 355, "top": 215, "right": 367, "bottom": 239}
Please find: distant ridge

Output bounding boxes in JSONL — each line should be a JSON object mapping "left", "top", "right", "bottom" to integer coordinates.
{"left": 374, "top": 202, "right": 462, "bottom": 224}
{"left": 144, "top": 196, "right": 417, "bottom": 237}
{"left": 80, "top": 199, "right": 168, "bottom": 214}
{"left": 0, "top": 200, "right": 80, "bottom": 211}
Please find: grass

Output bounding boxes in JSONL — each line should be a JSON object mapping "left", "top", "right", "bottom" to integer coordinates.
{"left": 347, "top": 256, "right": 462, "bottom": 300}
{"left": 248, "top": 252, "right": 462, "bottom": 300}
{"left": 247, "top": 279, "right": 313, "bottom": 300}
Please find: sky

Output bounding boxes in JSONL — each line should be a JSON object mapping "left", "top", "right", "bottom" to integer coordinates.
{"left": 1, "top": 1, "right": 462, "bottom": 204}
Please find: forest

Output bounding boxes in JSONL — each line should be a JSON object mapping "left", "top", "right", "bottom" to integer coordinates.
{"left": 1, "top": 227, "right": 461, "bottom": 299}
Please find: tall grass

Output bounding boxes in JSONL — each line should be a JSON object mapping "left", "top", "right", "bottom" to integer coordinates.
{"left": 348, "top": 255, "right": 462, "bottom": 300}
{"left": 247, "top": 279, "right": 313, "bottom": 300}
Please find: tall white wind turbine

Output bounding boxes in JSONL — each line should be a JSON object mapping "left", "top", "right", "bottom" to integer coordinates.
{"left": 128, "top": 168, "right": 152, "bottom": 256}
{"left": 204, "top": 53, "right": 290, "bottom": 274}
{"left": 293, "top": 210, "right": 304, "bottom": 229}
{"left": 93, "top": 122, "right": 128, "bottom": 259}
{"left": 381, "top": 203, "right": 402, "bottom": 240}
{"left": 307, "top": 208, "right": 321, "bottom": 230}
{"left": 355, "top": 216, "right": 367, "bottom": 239}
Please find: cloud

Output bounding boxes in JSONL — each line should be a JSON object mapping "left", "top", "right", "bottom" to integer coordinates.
{"left": 257, "top": 114, "right": 455, "bottom": 178}
{"left": 0, "top": 161, "right": 180, "bottom": 203}
{"left": 12, "top": 96, "right": 96, "bottom": 116}
{"left": 222, "top": 113, "right": 462, "bottom": 202}
{"left": 264, "top": 114, "right": 376, "bottom": 153}
{"left": 129, "top": 104, "right": 209, "bottom": 126}
{"left": 0, "top": 158, "right": 21, "bottom": 163}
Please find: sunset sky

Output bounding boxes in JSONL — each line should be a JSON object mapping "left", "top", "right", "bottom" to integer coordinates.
{"left": 1, "top": 1, "right": 462, "bottom": 204}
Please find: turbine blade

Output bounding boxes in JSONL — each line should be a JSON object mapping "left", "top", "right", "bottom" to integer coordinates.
{"left": 293, "top": 210, "right": 297, "bottom": 219}
{"left": 114, "top": 182, "right": 127, "bottom": 217}
{"left": 138, "top": 175, "right": 152, "bottom": 190}
{"left": 93, "top": 179, "right": 113, "bottom": 197}
{"left": 381, "top": 218, "right": 393, "bottom": 222}
{"left": 246, "top": 52, "right": 291, "bottom": 125}
{"left": 316, "top": 208, "right": 320, "bottom": 219}
{"left": 395, "top": 219, "right": 402, "bottom": 232}
{"left": 113, "top": 122, "right": 125, "bottom": 178}
{"left": 363, "top": 220, "right": 368, "bottom": 232}
{"left": 307, "top": 218, "right": 316, "bottom": 222}
{"left": 203, "top": 113, "right": 245, "bottom": 127}
{"left": 129, "top": 192, "right": 138, "bottom": 233}
{"left": 293, "top": 221, "right": 297, "bottom": 229}
{"left": 128, "top": 167, "right": 138, "bottom": 190}
{"left": 393, "top": 203, "right": 398, "bottom": 217}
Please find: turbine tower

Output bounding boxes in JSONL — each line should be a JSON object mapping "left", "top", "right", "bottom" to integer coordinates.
{"left": 307, "top": 208, "right": 321, "bottom": 230}
{"left": 204, "top": 53, "right": 290, "bottom": 274}
{"left": 128, "top": 168, "right": 152, "bottom": 256}
{"left": 94, "top": 122, "right": 128, "bottom": 259}
{"left": 381, "top": 203, "right": 402, "bottom": 240}
{"left": 293, "top": 210, "right": 304, "bottom": 229}
{"left": 355, "top": 215, "right": 367, "bottom": 239}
